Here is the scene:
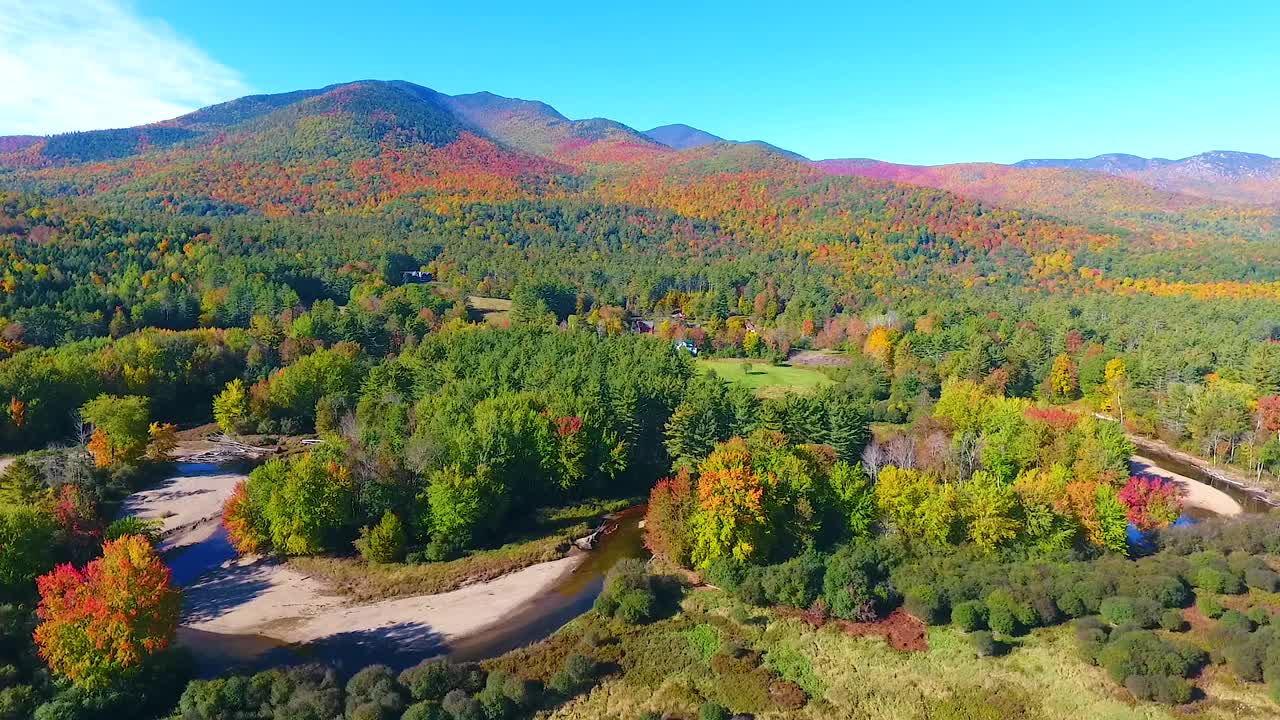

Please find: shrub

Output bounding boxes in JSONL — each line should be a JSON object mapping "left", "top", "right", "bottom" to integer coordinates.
{"left": 1224, "top": 633, "right": 1272, "bottom": 682}
{"left": 1191, "top": 566, "right": 1245, "bottom": 595}
{"left": 1097, "top": 630, "right": 1204, "bottom": 685}
{"left": 355, "top": 511, "right": 407, "bottom": 564}
{"left": 1159, "top": 609, "right": 1187, "bottom": 632}
{"left": 345, "top": 665, "right": 406, "bottom": 719}
{"left": 594, "top": 558, "right": 661, "bottom": 624}
{"left": 821, "top": 542, "right": 891, "bottom": 621}
{"left": 903, "top": 584, "right": 947, "bottom": 624}
{"left": 1100, "top": 596, "right": 1162, "bottom": 629}
{"left": 440, "top": 689, "right": 482, "bottom": 720}
{"left": 1130, "top": 574, "right": 1190, "bottom": 609}
{"left": 699, "top": 701, "right": 731, "bottom": 720}
{"left": 103, "top": 517, "right": 162, "bottom": 544}
{"left": 475, "top": 687, "right": 514, "bottom": 720}
{"left": 1220, "top": 609, "right": 1256, "bottom": 634}
{"left": 768, "top": 678, "right": 808, "bottom": 710}
{"left": 952, "top": 600, "right": 988, "bottom": 631}
{"left": 1245, "top": 566, "right": 1280, "bottom": 593}
{"left": 969, "top": 630, "right": 1001, "bottom": 657}
{"left": 399, "top": 660, "right": 463, "bottom": 702}
{"left": 1126, "top": 674, "right": 1193, "bottom": 705}
{"left": 1247, "top": 607, "right": 1272, "bottom": 627}
{"left": 985, "top": 589, "right": 1033, "bottom": 636}
{"left": 549, "top": 654, "right": 598, "bottom": 696}
{"left": 760, "top": 551, "right": 824, "bottom": 609}
{"left": 1196, "top": 594, "right": 1225, "bottom": 619}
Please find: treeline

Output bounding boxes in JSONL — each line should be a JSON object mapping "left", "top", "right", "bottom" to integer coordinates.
{"left": 221, "top": 327, "right": 699, "bottom": 561}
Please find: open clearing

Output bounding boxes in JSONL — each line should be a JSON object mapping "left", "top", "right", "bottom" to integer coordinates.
{"left": 467, "top": 295, "right": 513, "bottom": 325}
{"left": 697, "top": 358, "right": 833, "bottom": 397}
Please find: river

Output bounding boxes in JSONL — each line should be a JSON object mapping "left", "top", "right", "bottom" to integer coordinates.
{"left": 149, "top": 449, "right": 1263, "bottom": 677}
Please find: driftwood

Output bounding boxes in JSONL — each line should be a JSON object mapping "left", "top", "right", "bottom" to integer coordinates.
{"left": 180, "top": 435, "right": 277, "bottom": 463}
{"left": 573, "top": 522, "right": 611, "bottom": 550}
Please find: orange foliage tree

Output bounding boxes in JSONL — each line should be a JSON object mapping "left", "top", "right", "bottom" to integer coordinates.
{"left": 34, "top": 535, "right": 181, "bottom": 689}
{"left": 688, "top": 438, "right": 779, "bottom": 567}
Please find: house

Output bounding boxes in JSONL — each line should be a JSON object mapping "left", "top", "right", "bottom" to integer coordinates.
{"left": 401, "top": 270, "right": 434, "bottom": 284}
{"left": 632, "top": 319, "right": 654, "bottom": 334}
{"left": 674, "top": 340, "right": 699, "bottom": 356}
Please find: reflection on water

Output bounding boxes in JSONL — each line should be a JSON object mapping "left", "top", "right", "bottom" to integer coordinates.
{"left": 447, "top": 507, "right": 648, "bottom": 663}
{"left": 1134, "top": 447, "right": 1273, "bottom": 514}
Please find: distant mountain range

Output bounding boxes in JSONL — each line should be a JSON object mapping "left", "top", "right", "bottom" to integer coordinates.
{"left": 0, "top": 79, "right": 1274, "bottom": 247}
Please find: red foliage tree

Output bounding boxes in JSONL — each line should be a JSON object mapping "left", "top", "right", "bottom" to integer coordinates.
{"left": 1118, "top": 475, "right": 1184, "bottom": 531}
{"left": 644, "top": 468, "right": 695, "bottom": 565}
{"left": 34, "top": 535, "right": 181, "bottom": 689}
{"left": 1257, "top": 395, "right": 1280, "bottom": 437}
{"left": 53, "top": 484, "right": 102, "bottom": 563}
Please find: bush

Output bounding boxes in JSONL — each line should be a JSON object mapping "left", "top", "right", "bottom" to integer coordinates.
{"left": 1196, "top": 594, "right": 1225, "bottom": 619}
{"left": 1126, "top": 674, "right": 1192, "bottom": 705}
{"left": 594, "top": 559, "right": 660, "bottom": 624}
{"left": 1100, "top": 596, "right": 1162, "bottom": 629}
{"left": 1159, "top": 609, "right": 1187, "bottom": 632}
{"left": 345, "top": 665, "right": 405, "bottom": 719}
{"left": 821, "top": 543, "right": 890, "bottom": 621}
{"left": 1220, "top": 609, "right": 1255, "bottom": 634}
{"left": 549, "top": 654, "right": 598, "bottom": 696}
{"left": 1191, "top": 566, "right": 1245, "bottom": 595}
{"left": 440, "top": 689, "right": 482, "bottom": 720}
{"left": 985, "top": 589, "right": 1034, "bottom": 636}
{"left": 1224, "top": 633, "right": 1272, "bottom": 682}
{"left": 1130, "top": 574, "right": 1190, "bottom": 609}
{"left": 760, "top": 551, "right": 825, "bottom": 609}
{"left": 1097, "top": 630, "right": 1204, "bottom": 685}
{"left": 903, "top": 585, "right": 947, "bottom": 625}
{"left": 103, "top": 517, "right": 162, "bottom": 544}
{"left": 356, "top": 511, "right": 407, "bottom": 564}
{"left": 952, "top": 600, "right": 988, "bottom": 631}
{"left": 699, "top": 701, "right": 731, "bottom": 720}
{"left": 1247, "top": 607, "right": 1272, "bottom": 627}
{"left": 1245, "top": 566, "right": 1280, "bottom": 593}
{"left": 969, "top": 630, "right": 1001, "bottom": 657}
{"left": 399, "top": 660, "right": 464, "bottom": 702}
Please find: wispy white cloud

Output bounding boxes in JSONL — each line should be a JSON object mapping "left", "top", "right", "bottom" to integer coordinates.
{"left": 0, "top": 0, "right": 249, "bottom": 135}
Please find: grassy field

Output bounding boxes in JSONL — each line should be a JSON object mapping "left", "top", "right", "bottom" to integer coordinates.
{"left": 697, "top": 358, "right": 834, "bottom": 398}
{"left": 488, "top": 590, "right": 1276, "bottom": 720}
{"left": 466, "top": 295, "right": 513, "bottom": 325}
{"left": 289, "top": 499, "right": 633, "bottom": 602}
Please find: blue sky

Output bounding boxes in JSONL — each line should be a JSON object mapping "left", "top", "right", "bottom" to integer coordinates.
{"left": 4, "top": 0, "right": 1278, "bottom": 164}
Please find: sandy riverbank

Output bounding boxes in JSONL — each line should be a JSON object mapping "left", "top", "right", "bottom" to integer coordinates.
{"left": 119, "top": 463, "right": 245, "bottom": 552}
{"left": 122, "top": 461, "right": 590, "bottom": 666}
{"left": 183, "top": 553, "right": 584, "bottom": 649}
{"left": 1130, "top": 455, "right": 1243, "bottom": 517}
